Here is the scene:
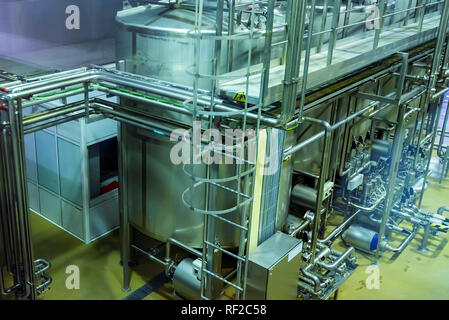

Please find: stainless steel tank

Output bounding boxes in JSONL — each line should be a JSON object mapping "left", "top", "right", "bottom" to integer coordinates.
{"left": 116, "top": 4, "right": 286, "bottom": 90}
{"left": 123, "top": 124, "right": 246, "bottom": 247}
{"left": 116, "top": 4, "right": 290, "bottom": 248}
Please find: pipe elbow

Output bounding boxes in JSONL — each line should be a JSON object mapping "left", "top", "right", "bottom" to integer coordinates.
{"left": 302, "top": 265, "right": 322, "bottom": 293}
{"left": 437, "top": 206, "right": 449, "bottom": 216}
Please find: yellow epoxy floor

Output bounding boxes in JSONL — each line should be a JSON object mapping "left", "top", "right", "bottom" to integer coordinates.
{"left": 29, "top": 176, "right": 449, "bottom": 300}
{"left": 31, "top": 215, "right": 174, "bottom": 300}
{"left": 336, "top": 176, "right": 449, "bottom": 300}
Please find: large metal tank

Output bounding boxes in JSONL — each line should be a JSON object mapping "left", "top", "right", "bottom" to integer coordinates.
{"left": 123, "top": 124, "right": 245, "bottom": 247}
{"left": 116, "top": 4, "right": 286, "bottom": 90}
{"left": 117, "top": 4, "right": 289, "bottom": 248}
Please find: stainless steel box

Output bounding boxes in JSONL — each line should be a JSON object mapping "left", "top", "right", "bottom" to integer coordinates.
{"left": 246, "top": 231, "right": 303, "bottom": 300}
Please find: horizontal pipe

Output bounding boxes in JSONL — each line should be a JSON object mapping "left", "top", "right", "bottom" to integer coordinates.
{"left": 316, "top": 247, "right": 354, "bottom": 270}
{"left": 92, "top": 104, "right": 175, "bottom": 135}
{"left": 2, "top": 52, "right": 429, "bottom": 131}
{"left": 22, "top": 88, "right": 85, "bottom": 108}
{"left": 284, "top": 86, "right": 426, "bottom": 158}
{"left": 384, "top": 228, "right": 417, "bottom": 253}
{"left": 3, "top": 69, "right": 280, "bottom": 126}
{"left": 167, "top": 237, "right": 202, "bottom": 258}
{"left": 22, "top": 102, "right": 86, "bottom": 126}
{"left": 6, "top": 74, "right": 98, "bottom": 99}
{"left": 290, "top": 220, "right": 311, "bottom": 237}
{"left": 96, "top": 87, "right": 192, "bottom": 118}
{"left": 131, "top": 244, "right": 167, "bottom": 267}
{"left": 348, "top": 193, "right": 386, "bottom": 212}
{"left": 347, "top": 161, "right": 376, "bottom": 179}
{"left": 319, "top": 210, "right": 362, "bottom": 244}
{"left": 2, "top": 68, "right": 89, "bottom": 91}
{"left": 433, "top": 87, "right": 449, "bottom": 99}
{"left": 0, "top": 51, "right": 430, "bottom": 132}
{"left": 284, "top": 92, "right": 397, "bottom": 157}
{"left": 24, "top": 112, "right": 87, "bottom": 135}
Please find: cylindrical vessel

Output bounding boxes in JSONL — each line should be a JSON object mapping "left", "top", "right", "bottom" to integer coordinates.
{"left": 371, "top": 139, "right": 391, "bottom": 161}
{"left": 173, "top": 258, "right": 202, "bottom": 300}
{"left": 291, "top": 184, "right": 318, "bottom": 211}
{"left": 123, "top": 124, "right": 241, "bottom": 248}
{"left": 342, "top": 224, "right": 379, "bottom": 253}
{"left": 116, "top": 4, "right": 286, "bottom": 90}
{"left": 117, "top": 4, "right": 290, "bottom": 248}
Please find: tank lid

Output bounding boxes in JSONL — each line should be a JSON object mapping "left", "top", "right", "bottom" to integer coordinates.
{"left": 116, "top": 5, "right": 218, "bottom": 37}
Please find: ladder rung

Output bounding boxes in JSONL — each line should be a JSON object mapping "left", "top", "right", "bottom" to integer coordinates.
{"left": 208, "top": 181, "right": 253, "bottom": 201}
{"left": 205, "top": 241, "right": 246, "bottom": 262}
{"left": 272, "top": 40, "right": 288, "bottom": 47}
{"left": 210, "top": 214, "right": 248, "bottom": 231}
{"left": 212, "top": 149, "right": 256, "bottom": 166}
{"left": 203, "top": 269, "right": 244, "bottom": 292}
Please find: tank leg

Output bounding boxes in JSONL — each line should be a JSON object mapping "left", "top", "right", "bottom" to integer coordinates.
{"left": 418, "top": 224, "right": 431, "bottom": 253}
{"left": 121, "top": 221, "right": 131, "bottom": 292}
{"left": 119, "top": 122, "right": 131, "bottom": 292}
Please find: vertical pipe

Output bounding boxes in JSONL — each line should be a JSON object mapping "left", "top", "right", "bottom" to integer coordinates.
{"left": 116, "top": 55, "right": 131, "bottom": 292}
{"left": 8, "top": 99, "right": 36, "bottom": 299}
{"left": 0, "top": 125, "right": 21, "bottom": 291}
{"left": 443, "top": 30, "right": 449, "bottom": 71}
{"left": 376, "top": 54, "right": 409, "bottom": 260}
{"left": 236, "top": 158, "right": 251, "bottom": 300}
{"left": 396, "top": 53, "right": 409, "bottom": 104}
{"left": 80, "top": 119, "right": 90, "bottom": 243}
{"left": 203, "top": 162, "right": 218, "bottom": 299}
{"left": 413, "top": 111, "right": 425, "bottom": 168}
{"left": 132, "top": 32, "right": 137, "bottom": 74}
{"left": 419, "top": 100, "right": 442, "bottom": 207}
{"left": 415, "top": 0, "right": 422, "bottom": 23}
{"left": 302, "top": 117, "right": 332, "bottom": 264}
{"left": 83, "top": 82, "right": 89, "bottom": 119}
{"left": 376, "top": 103, "right": 408, "bottom": 259}
{"left": 438, "top": 100, "right": 449, "bottom": 156}
{"left": 226, "top": 0, "right": 235, "bottom": 72}
{"left": 327, "top": 0, "right": 341, "bottom": 66}
{"left": 419, "top": 223, "right": 431, "bottom": 252}
{"left": 418, "top": 0, "right": 428, "bottom": 32}
{"left": 440, "top": 140, "right": 449, "bottom": 184}
{"left": 298, "top": 0, "right": 317, "bottom": 122}
{"left": 118, "top": 122, "right": 131, "bottom": 292}
{"left": 280, "top": 0, "right": 307, "bottom": 124}
{"left": 418, "top": 0, "right": 449, "bottom": 189}
{"left": 373, "top": 0, "right": 386, "bottom": 50}
{"left": 317, "top": 0, "right": 329, "bottom": 54}
{"left": 429, "top": 0, "right": 449, "bottom": 90}
{"left": 259, "top": 0, "right": 276, "bottom": 106}
{"left": 404, "top": 0, "right": 413, "bottom": 26}
{"left": 238, "top": 1, "right": 260, "bottom": 300}
{"left": 342, "top": 0, "right": 352, "bottom": 39}
{"left": 215, "top": 0, "right": 224, "bottom": 76}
